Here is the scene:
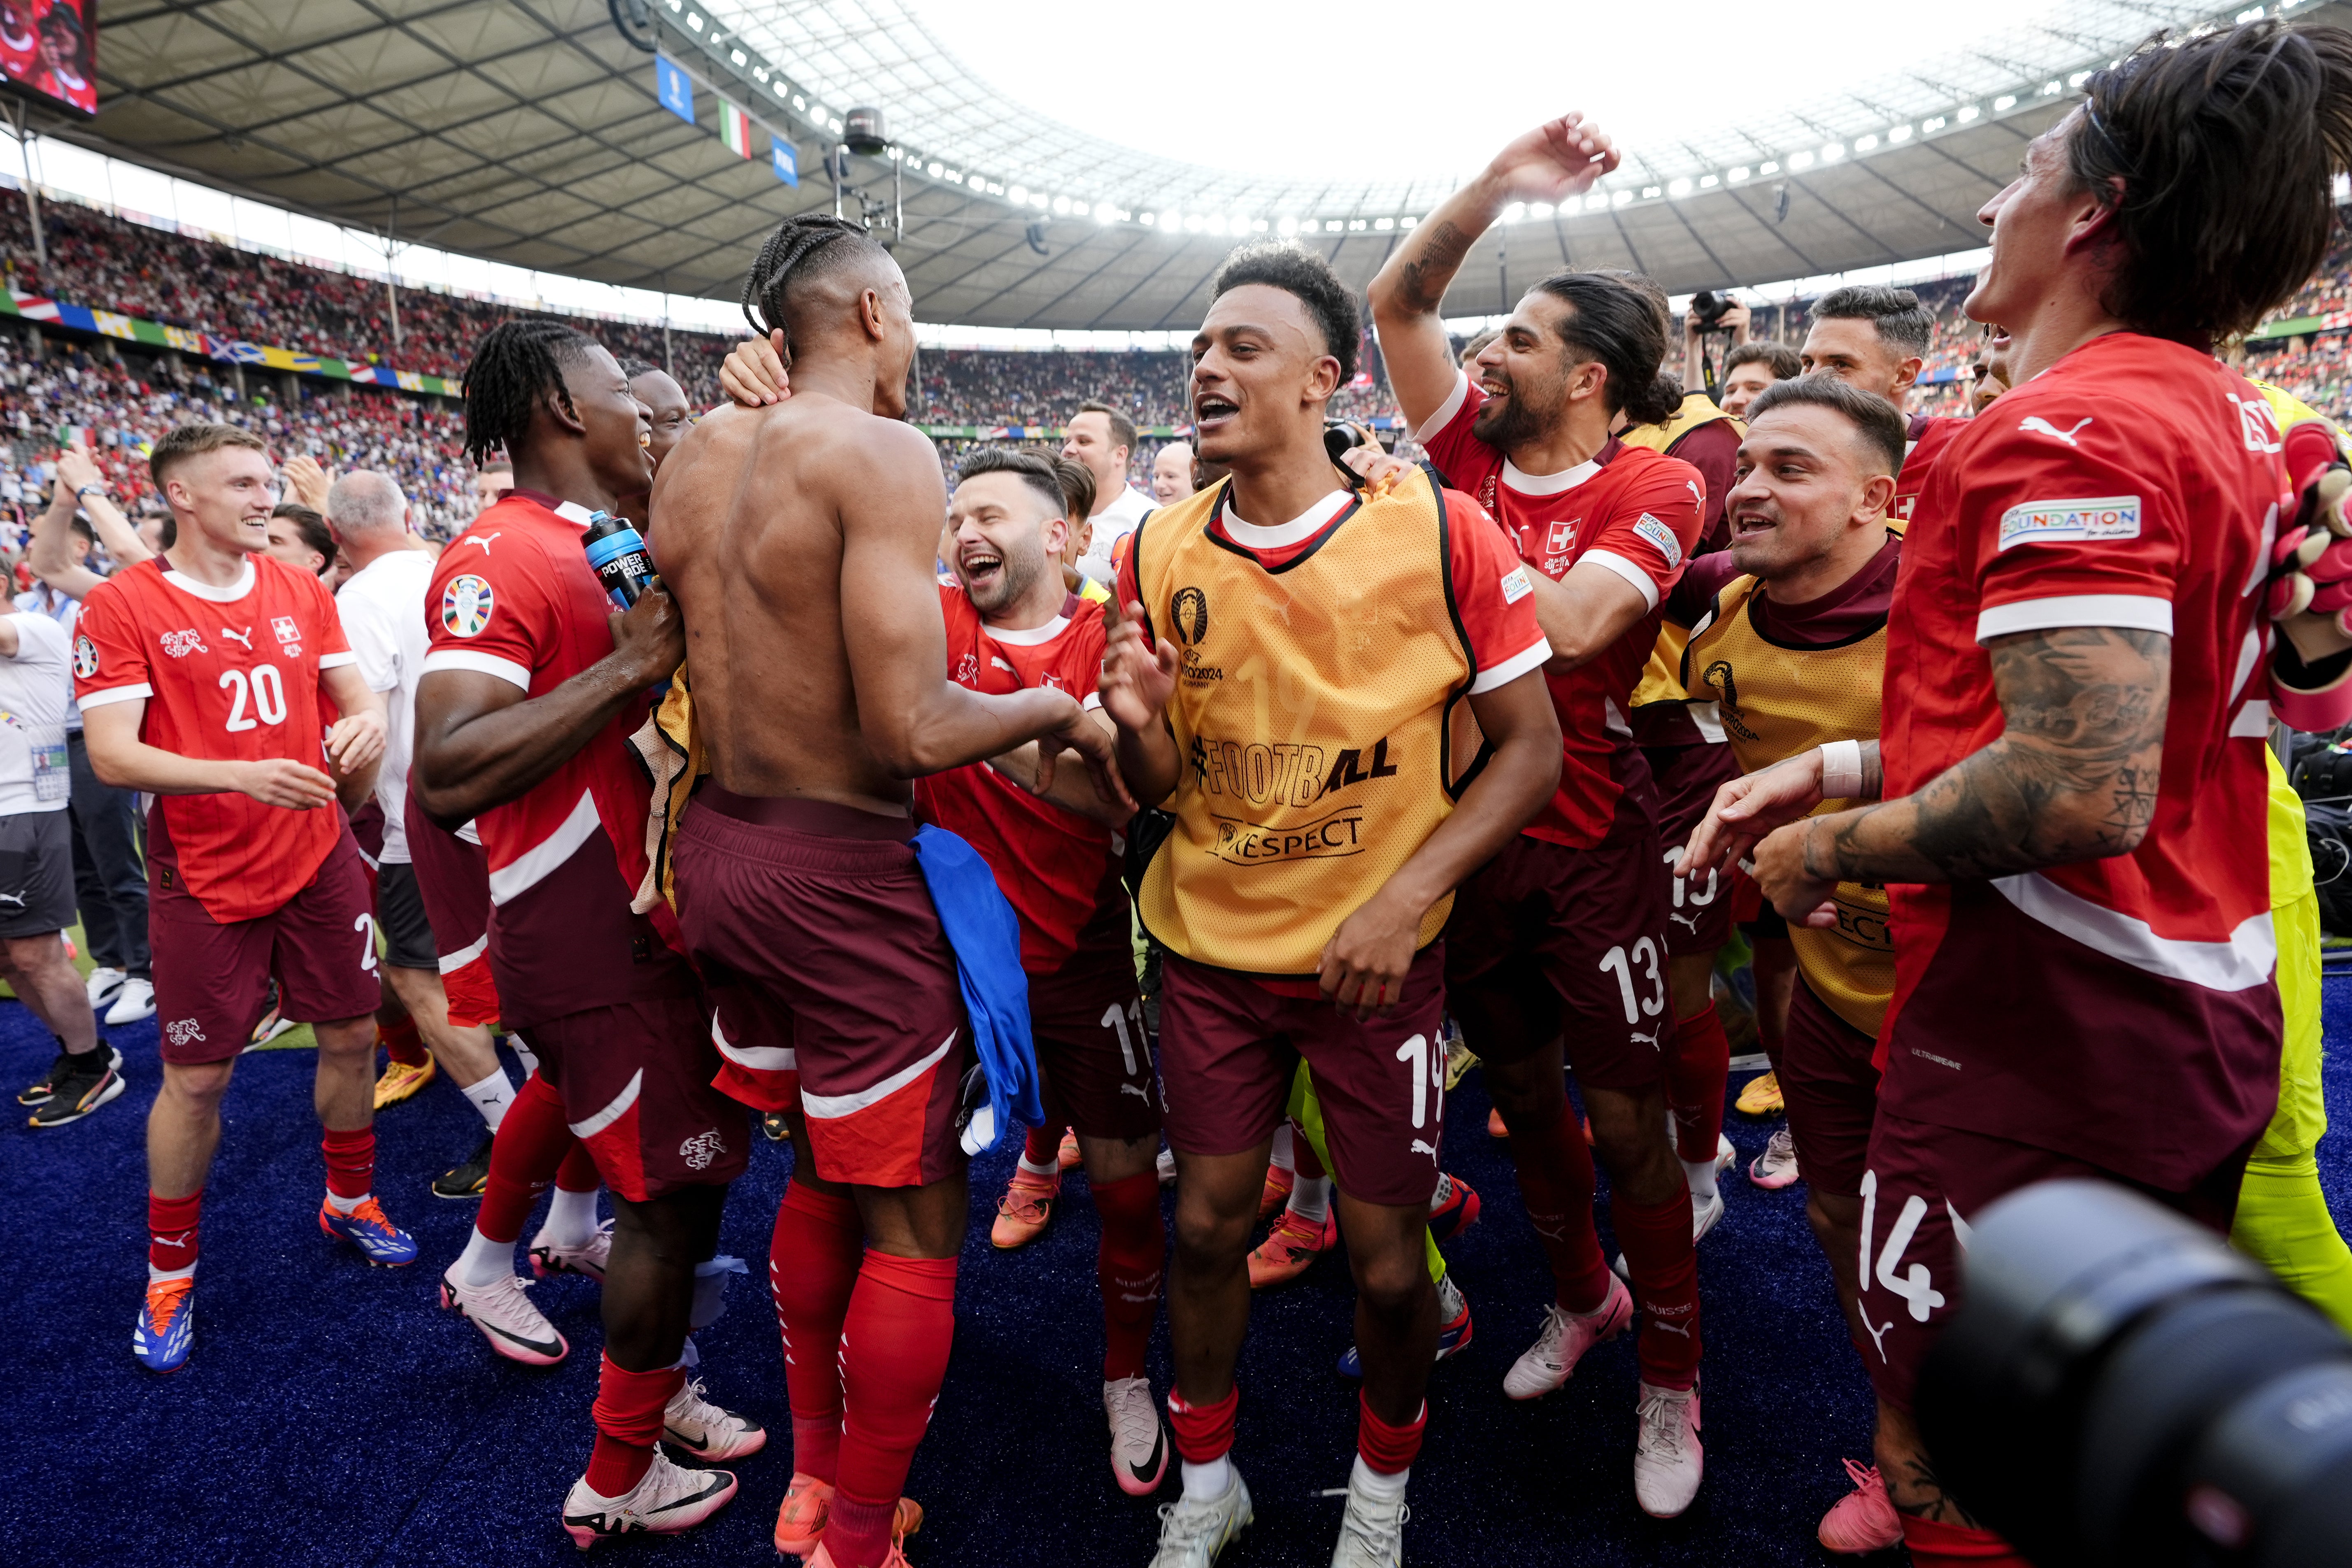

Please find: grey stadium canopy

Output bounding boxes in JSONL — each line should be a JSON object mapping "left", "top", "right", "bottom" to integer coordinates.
{"left": 51, "top": 0, "right": 2333, "bottom": 333}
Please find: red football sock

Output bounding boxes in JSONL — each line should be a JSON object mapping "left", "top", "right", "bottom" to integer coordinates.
{"left": 1093, "top": 1169, "right": 1165, "bottom": 1380}
{"left": 1614, "top": 1186, "right": 1703, "bottom": 1389}
{"left": 828, "top": 1252, "right": 956, "bottom": 1568}
{"left": 554, "top": 1140, "right": 601, "bottom": 1193}
{"left": 477, "top": 1072, "right": 575, "bottom": 1245}
{"left": 585, "top": 1354, "right": 683, "bottom": 1497}
{"left": 1166, "top": 1384, "right": 1238, "bottom": 1464}
{"left": 1899, "top": 1512, "right": 2036, "bottom": 1566}
{"left": 1509, "top": 1099, "right": 1613, "bottom": 1313}
{"left": 1022, "top": 1122, "right": 1065, "bottom": 1168}
{"left": 321, "top": 1126, "right": 375, "bottom": 1200}
{"left": 1291, "top": 1119, "right": 1326, "bottom": 1181}
{"left": 148, "top": 1189, "right": 202, "bottom": 1274}
{"left": 770, "top": 1181, "right": 864, "bottom": 1485}
{"left": 1667, "top": 1001, "right": 1731, "bottom": 1163}
{"left": 378, "top": 1012, "right": 428, "bottom": 1068}
{"left": 1356, "top": 1391, "right": 1426, "bottom": 1474}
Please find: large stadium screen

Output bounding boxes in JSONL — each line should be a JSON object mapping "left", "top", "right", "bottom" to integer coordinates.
{"left": 0, "top": 1, "right": 94, "bottom": 118}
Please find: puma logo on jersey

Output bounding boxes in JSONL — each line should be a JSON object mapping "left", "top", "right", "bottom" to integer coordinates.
{"left": 990, "top": 656, "right": 1017, "bottom": 675}
{"left": 1669, "top": 911, "right": 1701, "bottom": 931}
{"left": 463, "top": 532, "right": 501, "bottom": 555}
{"left": 1410, "top": 1139, "right": 1440, "bottom": 1160}
{"left": 220, "top": 626, "right": 253, "bottom": 650}
{"left": 2017, "top": 415, "right": 2093, "bottom": 447}
{"left": 160, "top": 629, "right": 207, "bottom": 658}
{"left": 1630, "top": 1027, "right": 1661, "bottom": 1049}
{"left": 0, "top": 892, "right": 26, "bottom": 909}
{"left": 1119, "top": 1083, "right": 1152, "bottom": 1100}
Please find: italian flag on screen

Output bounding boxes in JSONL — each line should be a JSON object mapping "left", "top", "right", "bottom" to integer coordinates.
{"left": 720, "top": 100, "right": 753, "bottom": 158}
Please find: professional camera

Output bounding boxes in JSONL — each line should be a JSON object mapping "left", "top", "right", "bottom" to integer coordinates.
{"left": 1917, "top": 1180, "right": 2352, "bottom": 1567}
{"left": 1689, "top": 289, "right": 1738, "bottom": 330}
{"left": 1324, "top": 419, "right": 1382, "bottom": 466}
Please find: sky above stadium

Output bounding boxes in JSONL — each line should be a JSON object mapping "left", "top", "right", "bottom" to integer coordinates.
{"left": 914, "top": 0, "right": 2064, "bottom": 183}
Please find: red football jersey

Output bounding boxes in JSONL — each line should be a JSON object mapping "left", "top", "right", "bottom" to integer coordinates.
{"left": 913, "top": 584, "right": 1128, "bottom": 974}
{"left": 420, "top": 489, "right": 677, "bottom": 1028}
{"left": 74, "top": 555, "right": 356, "bottom": 921}
{"left": 1417, "top": 370, "right": 1706, "bottom": 848}
{"left": 1880, "top": 333, "right": 2284, "bottom": 1189}
{"left": 1891, "top": 413, "right": 1969, "bottom": 532}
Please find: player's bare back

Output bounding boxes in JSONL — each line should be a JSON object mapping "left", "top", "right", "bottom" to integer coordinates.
{"left": 653, "top": 391, "right": 947, "bottom": 815}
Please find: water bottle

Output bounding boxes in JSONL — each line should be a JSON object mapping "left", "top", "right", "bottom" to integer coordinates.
{"left": 582, "top": 511, "right": 656, "bottom": 610}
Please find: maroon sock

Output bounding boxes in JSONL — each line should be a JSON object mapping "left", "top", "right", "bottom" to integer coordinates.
{"left": 1356, "top": 1391, "right": 1426, "bottom": 1474}
{"left": 554, "top": 1139, "right": 601, "bottom": 1193}
{"left": 1509, "top": 1100, "right": 1613, "bottom": 1312}
{"left": 1022, "top": 1122, "right": 1065, "bottom": 1167}
{"left": 320, "top": 1126, "right": 375, "bottom": 1200}
{"left": 1667, "top": 1001, "right": 1731, "bottom": 1164}
{"left": 379, "top": 1012, "right": 428, "bottom": 1069}
{"left": 148, "top": 1189, "right": 202, "bottom": 1273}
{"left": 1614, "top": 1186, "right": 1702, "bottom": 1389}
{"left": 1291, "top": 1118, "right": 1326, "bottom": 1180}
{"left": 1092, "top": 1169, "right": 1165, "bottom": 1381}
{"left": 771, "top": 1181, "right": 863, "bottom": 1484}
{"left": 827, "top": 1252, "right": 956, "bottom": 1568}
{"left": 477, "top": 1072, "right": 575, "bottom": 1244}
{"left": 1166, "top": 1384, "right": 1238, "bottom": 1464}
{"left": 585, "top": 1354, "right": 682, "bottom": 1496}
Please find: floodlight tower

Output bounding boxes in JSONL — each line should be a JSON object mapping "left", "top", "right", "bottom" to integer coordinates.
{"left": 831, "top": 107, "right": 904, "bottom": 249}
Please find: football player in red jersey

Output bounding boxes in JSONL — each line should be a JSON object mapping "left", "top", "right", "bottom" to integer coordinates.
{"left": 413, "top": 322, "right": 760, "bottom": 1547}
{"left": 74, "top": 422, "right": 399, "bottom": 1374}
{"left": 1370, "top": 118, "right": 1716, "bottom": 1518}
{"left": 912, "top": 447, "right": 1169, "bottom": 1496}
{"left": 1794, "top": 286, "right": 1957, "bottom": 527}
{"left": 1688, "top": 21, "right": 2352, "bottom": 1565}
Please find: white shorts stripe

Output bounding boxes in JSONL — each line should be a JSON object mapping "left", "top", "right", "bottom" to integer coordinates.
{"left": 568, "top": 1068, "right": 643, "bottom": 1140}
{"left": 710, "top": 1011, "right": 796, "bottom": 1073}
{"left": 798, "top": 1031, "right": 957, "bottom": 1121}
{"left": 488, "top": 789, "right": 600, "bottom": 905}
{"left": 1991, "top": 870, "right": 2275, "bottom": 992}
{"left": 435, "top": 931, "right": 488, "bottom": 976}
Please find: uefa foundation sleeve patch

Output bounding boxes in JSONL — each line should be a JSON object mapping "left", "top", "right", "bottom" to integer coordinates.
{"left": 442, "top": 575, "right": 495, "bottom": 637}
{"left": 1997, "top": 496, "right": 2143, "bottom": 551}
{"left": 1500, "top": 566, "right": 1533, "bottom": 603}
{"left": 1633, "top": 513, "right": 1684, "bottom": 568}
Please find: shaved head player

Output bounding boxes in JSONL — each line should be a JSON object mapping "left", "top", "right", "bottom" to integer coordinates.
{"left": 651, "top": 214, "right": 1124, "bottom": 1568}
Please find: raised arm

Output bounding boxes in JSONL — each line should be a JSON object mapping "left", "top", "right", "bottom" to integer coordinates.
{"left": 26, "top": 465, "right": 103, "bottom": 600}
{"left": 1319, "top": 668, "right": 1563, "bottom": 1015}
{"left": 1749, "top": 626, "right": 2169, "bottom": 923}
{"left": 839, "top": 421, "right": 1114, "bottom": 783}
{"left": 1368, "top": 114, "right": 1621, "bottom": 431}
{"left": 411, "top": 583, "right": 683, "bottom": 827}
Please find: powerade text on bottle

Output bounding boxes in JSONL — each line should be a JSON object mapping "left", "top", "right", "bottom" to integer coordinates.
{"left": 582, "top": 511, "right": 656, "bottom": 610}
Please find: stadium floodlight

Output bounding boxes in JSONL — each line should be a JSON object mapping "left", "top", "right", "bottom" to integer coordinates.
{"left": 1186, "top": 214, "right": 1203, "bottom": 232}
{"left": 1140, "top": 211, "right": 1158, "bottom": 226}
{"left": 1008, "top": 184, "right": 1027, "bottom": 203}
{"left": 928, "top": 162, "right": 944, "bottom": 176}
{"left": 1528, "top": 202, "right": 1553, "bottom": 219}
{"left": 1612, "top": 190, "right": 1633, "bottom": 207}
{"left": 1277, "top": 216, "right": 1297, "bottom": 235}
{"left": 793, "top": 95, "right": 806, "bottom": 109}
{"left": 1700, "top": 174, "right": 1718, "bottom": 188}
{"left": 1889, "top": 125, "right": 1912, "bottom": 142}
{"left": 1993, "top": 94, "right": 2016, "bottom": 109}
{"left": 1031, "top": 192, "right": 1048, "bottom": 209}
{"left": 1641, "top": 186, "right": 1661, "bottom": 199}
{"left": 1667, "top": 179, "right": 1691, "bottom": 196}
{"left": 1789, "top": 151, "right": 1815, "bottom": 169}
{"left": 731, "top": 49, "right": 747, "bottom": 65}
{"left": 1729, "top": 165, "right": 1750, "bottom": 181}
{"left": 1922, "top": 115, "right": 1946, "bottom": 131}
{"left": 686, "top": 11, "right": 703, "bottom": 30}
{"left": 1375, "top": 216, "right": 1395, "bottom": 230}
{"left": 1957, "top": 104, "right": 1980, "bottom": 121}
{"left": 1326, "top": 218, "right": 1345, "bottom": 232}
{"left": 1854, "top": 134, "right": 1878, "bottom": 151}
{"left": 1095, "top": 203, "right": 1117, "bottom": 223}
{"left": 1401, "top": 215, "right": 1419, "bottom": 228}
{"left": 753, "top": 66, "right": 768, "bottom": 81}
{"left": 1231, "top": 213, "right": 1253, "bottom": 230}
{"left": 2236, "top": 4, "right": 2264, "bottom": 18}
{"left": 1206, "top": 215, "right": 1227, "bottom": 234}
{"left": 1501, "top": 201, "right": 1526, "bottom": 222}
{"left": 1052, "top": 195, "right": 1071, "bottom": 214}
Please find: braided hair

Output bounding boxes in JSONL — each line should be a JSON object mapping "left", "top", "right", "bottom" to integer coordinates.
{"left": 461, "top": 319, "right": 597, "bottom": 467}
{"left": 740, "top": 213, "right": 879, "bottom": 368}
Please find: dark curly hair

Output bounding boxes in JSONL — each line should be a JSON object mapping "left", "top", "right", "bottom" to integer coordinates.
{"left": 740, "top": 213, "right": 892, "bottom": 368}
{"left": 460, "top": 320, "right": 599, "bottom": 467}
{"left": 1210, "top": 243, "right": 1361, "bottom": 386}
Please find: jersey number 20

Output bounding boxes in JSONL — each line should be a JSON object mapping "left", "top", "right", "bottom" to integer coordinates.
{"left": 219, "top": 664, "right": 288, "bottom": 731}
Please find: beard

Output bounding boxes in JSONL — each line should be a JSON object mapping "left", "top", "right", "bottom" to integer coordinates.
{"left": 1471, "top": 379, "right": 1552, "bottom": 449}
{"left": 965, "top": 540, "right": 1043, "bottom": 616}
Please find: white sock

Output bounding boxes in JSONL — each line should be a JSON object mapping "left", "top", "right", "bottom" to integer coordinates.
{"left": 460, "top": 1067, "right": 515, "bottom": 1133}
{"left": 1681, "top": 1156, "right": 1719, "bottom": 1204}
{"left": 1288, "top": 1175, "right": 1332, "bottom": 1225}
{"left": 1350, "top": 1454, "right": 1409, "bottom": 1502}
{"left": 1180, "top": 1456, "right": 1232, "bottom": 1502}
{"left": 1269, "top": 1121, "right": 1295, "bottom": 1173}
{"left": 147, "top": 1261, "right": 195, "bottom": 1284}
{"left": 542, "top": 1184, "right": 601, "bottom": 1250}
{"left": 1016, "top": 1154, "right": 1058, "bottom": 1179}
{"left": 324, "top": 1189, "right": 367, "bottom": 1215}
{"left": 455, "top": 1224, "right": 514, "bottom": 1288}
{"left": 506, "top": 1033, "right": 540, "bottom": 1079}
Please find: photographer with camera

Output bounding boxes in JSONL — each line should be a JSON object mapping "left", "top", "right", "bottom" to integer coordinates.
{"left": 1681, "top": 19, "right": 2352, "bottom": 1566}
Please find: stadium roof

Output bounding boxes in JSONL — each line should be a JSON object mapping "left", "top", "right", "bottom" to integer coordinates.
{"left": 56, "top": 0, "right": 2335, "bottom": 333}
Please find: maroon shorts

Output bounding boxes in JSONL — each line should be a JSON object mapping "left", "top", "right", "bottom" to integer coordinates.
{"left": 1858, "top": 1108, "right": 2253, "bottom": 1412}
{"left": 402, "top": 794, "right": 502, "bottom": 1030}
{"left": 527, "top": 980, "right": 749, "bottom": 1200}
{"left": 1158, "top": 945, "right": 1447, "bottom": 1208}
{"left": 1645, "top": 742, "right": 1747, "bottom": 956}
{"left": 672, "top": 787, "right": 969, "bottom": 1190}
{"left": 1780, "top": 976, "right": 1881, "bottom": 1198}
{"left": 1033, "top": 948, "right": 1159, "bottom": 1142}
{"left": 151, "top": 823, "right": 380, "bottom": 1064}
{"left": 1443, "top": 821, "right": 1677, "bottom": 1091}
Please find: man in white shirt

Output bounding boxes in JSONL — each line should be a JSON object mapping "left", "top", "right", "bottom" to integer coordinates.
{"left": 329, "top": 470, "right": 516, "bottom": 1196}
{"left": 1, "top": 602, "right": 122, "bottom": 1127}
{"left": 1062, "top": 400, "right": 1155, "bottom": 562}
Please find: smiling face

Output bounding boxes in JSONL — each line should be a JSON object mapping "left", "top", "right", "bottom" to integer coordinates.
{"left": 947, "top": 470, "right": 1068, "bottom": 617}
{"left": 1470, "top": 292, "right": 1601, "bottom": 450}
{"left": 168, "top": 445, "right": 278, "bottom": 558}
{"left": 1966, "top": 113, "right": 2106, "bottom": 342}
{"left": 1152, "top": 442, "right": 1195, "bottom": 503}
{"left": 1189, "top": 283, "right": 1340, "bottom": 468}
{"left": 1724, "top": 403, "right": 1884, "bottom": 584}
{"left": 629, "top": 370, "right": 692, "bottom": 472}
{"left": 1719, "top": 359, "right": 1777, "bottom": 419}
{"left": 563, "top": 344, "right": 655, "bottom": 503}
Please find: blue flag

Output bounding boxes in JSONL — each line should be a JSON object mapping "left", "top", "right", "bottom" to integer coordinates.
{"left": 654, "top": 54, "right": 695, "bottom": 125}
{"left": 771, "top": 140, "right": 799, "bottom": 187}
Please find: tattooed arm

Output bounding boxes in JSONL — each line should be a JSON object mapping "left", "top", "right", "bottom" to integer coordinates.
{"left": 1747, "top": 625, "right": 2169, "bottom": 923}
{"left": 1367, "top": 114, "right": 1620, "bottom": 431}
